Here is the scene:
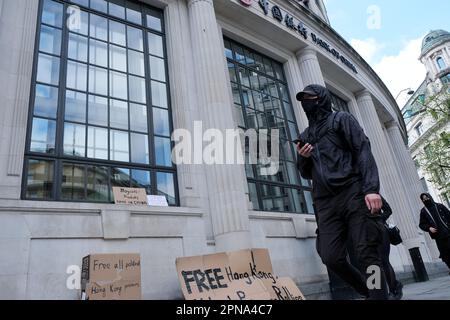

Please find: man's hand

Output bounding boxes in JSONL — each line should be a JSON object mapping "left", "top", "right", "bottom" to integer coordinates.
{"left": 365, "top": 193, "right": 382, "bottom": 214}
{"left": 297, "top": 143, "right": 314, "bottom": 158}
{"left": 429, "top": 227, "right": 438, "bottom": 234}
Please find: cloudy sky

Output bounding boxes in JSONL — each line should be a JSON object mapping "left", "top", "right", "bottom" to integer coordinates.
{"left": 323, "top": 0, "right": 450, "bottom": 106}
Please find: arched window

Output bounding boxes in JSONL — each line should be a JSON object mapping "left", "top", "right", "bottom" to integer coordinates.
{"left": 437, "top": 57, "right": 446, "bottom": 70}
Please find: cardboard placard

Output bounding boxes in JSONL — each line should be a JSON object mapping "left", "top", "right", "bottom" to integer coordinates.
{"left": 81, "top": 253, "right": 141, "bottom": 300}
{"left": 175, "top": 249, "right": 305, "bottom": 300}
{"left": 112, "top": 187, "right": 148, "bottom": 205}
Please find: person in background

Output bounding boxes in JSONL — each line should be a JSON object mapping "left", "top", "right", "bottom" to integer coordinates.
{"left": 419, "top": 193, "right": 450, "bottom": 274}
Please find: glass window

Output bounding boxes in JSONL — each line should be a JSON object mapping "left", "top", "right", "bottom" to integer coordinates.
{"left": 90, "top": 14, "right": 108, "bottom": 41}
{"left": 88, "top": 95, "right": 108, "bottom": 126}
{"left": 110, "top": 130, "right": 129, "bottom": 161}
{"left": 42, "top": 0, "right": 63, "bottom": 28}
{"left": 129, "top": 75, "right": 146, "bottom": 103}
{"left": 34, "top": 84, "right": 58, "bottom": 118}
{"left": 89, "top": 39, "right": 108, "bottom": 67}
{"left": 437, "top": 57, "right": 446, "bottom": 70}
{"left": 87, "top": 126, "right": 108, "bottom": 159}
{"left": 130, "top": 103, "right": 147, "bottom": 133}
{"left": 131, "top": 133, "right": 149, "bottom": 164}
{"left": 151, "top": 81, "right": 167, "bottom": 108}
{"left": 66, "top": 61, "right": 87, "bottom": 91}
{"left": 110, "top": 99, "right": 129, "bottom": 129}
{"left": 39, "top": 25, "right": 62, "bottom": 55}
{"left": 63, "top": 123, "right": 86, "bottom": 156}
{"left": 25, "top": 159, "right": 54, "bottom": 199}
{"left": 89, "top": 66, "right": 108, "bottom": 95}
{"left": 68, "top": 33, "right": 88, "bottom": 62}
{"left": 109, "top": 44, "right": 127, "bottom": 72}
{"left": 157, "top": 172, "right": 176, "bottom": 205}
{"left": 30, "top": 117, "right": 56, "bottom": 154}
{"left": 65, "top": 90, "right": 87, "bottom": 122}
{"left": 127, "top": 26, "right": 144, "bottom": 51}
{"left": 61, "top": 163, "right": 86, "bottom": 200}
{"left": 109, "top": 71, "right": 128, "bottom": 99}
{"left": 37, "top": 53, "right": 60, "bottom": 85}
{"left": 25, "top": 2, "right": 176, "bottom": 204}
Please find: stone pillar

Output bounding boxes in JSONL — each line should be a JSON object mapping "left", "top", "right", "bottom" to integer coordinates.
{"left": 187, "top": 0, "right": 251, "bottom": 252}
{"left": 296, "top": 47, "right": 326, "bottom": 87}
{"left": 355, "top": 90, "right": 421, "bottom": 249}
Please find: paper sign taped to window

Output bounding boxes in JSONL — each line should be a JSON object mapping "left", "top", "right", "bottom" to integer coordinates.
{"left": 147, "top": 195, "right": 169, "bottom": 207}
{"left": 112, "top": 187, "right": 148, "bottom": 205}
{"left": 175, "top": 248, "right": 305, "bottom": 300}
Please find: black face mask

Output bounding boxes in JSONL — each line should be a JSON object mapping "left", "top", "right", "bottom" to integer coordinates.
{"left": 422, "top": 199, "right": 433, "bottom": 207}
{"left": 302, "top": 99, "right": 318, "bottom": 114}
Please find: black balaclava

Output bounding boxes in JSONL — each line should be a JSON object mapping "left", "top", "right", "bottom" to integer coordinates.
{"left": 420, "top": 193, "right": 435, "bottom": 208}
{"left": 300, "top": 84, "right": 333, "bottom": 141}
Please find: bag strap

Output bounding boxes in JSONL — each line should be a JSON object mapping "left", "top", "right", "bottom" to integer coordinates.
{"left": 424, "top": 206, "right": 438, "bottom": 227}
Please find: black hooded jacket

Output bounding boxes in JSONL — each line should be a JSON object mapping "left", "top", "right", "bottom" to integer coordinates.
{"left": 296, "top": 85, "right": 380, "bottom": 200}
{"left": 419, "top": 193, "right": 450, "bottom": 239}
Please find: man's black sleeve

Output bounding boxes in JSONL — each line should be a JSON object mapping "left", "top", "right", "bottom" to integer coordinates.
{"left": 419, "top": 209, "right": 431, "bottom": 232}
{"left": 296, "top": 154, "right": 313, "bottom": 180}
{"left": 438, "top": 204, "right": 450, "bottom": 218}
{"left": 338, "top": 113, "right": 380, "bottom": 195}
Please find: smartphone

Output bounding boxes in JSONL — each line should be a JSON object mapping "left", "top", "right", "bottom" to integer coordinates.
{"left": 293, "top": 138, "right": 306, "bottom": 148}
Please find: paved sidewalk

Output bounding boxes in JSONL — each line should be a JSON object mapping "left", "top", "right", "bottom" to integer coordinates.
{"left": 402, "top": 274, "right": 450, "bottom": 300}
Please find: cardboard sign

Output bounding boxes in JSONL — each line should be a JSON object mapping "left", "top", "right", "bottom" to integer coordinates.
{"left": 147, "top": 195, "right": 169, "bottom": 207}
{"left": 175, "top": 249, "right": 305, "bottom": 300}
{"left": 112, "top": 187, "right": 148, "bottom": 205}
{"left": 81, "top": 253, "right": 141, "bottom": 300}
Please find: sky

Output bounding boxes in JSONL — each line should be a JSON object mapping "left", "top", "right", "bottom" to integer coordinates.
{"left": 323, "top": 0, "right": 450, "bottom": 106}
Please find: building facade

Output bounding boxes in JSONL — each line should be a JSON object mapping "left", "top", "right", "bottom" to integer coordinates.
{"left": 402, "top": 29, "right": 450, "bottom": 207}
{"left": 0, "top": 0, "right": 444, "bottom": 299}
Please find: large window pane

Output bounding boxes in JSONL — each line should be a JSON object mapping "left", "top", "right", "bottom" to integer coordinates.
{"left": 42, "top": 0, "right": 63, "bottom": 28}
{"left": 131, "top": 169, "right": 151, "bottom": 194}
{"left": 34, "top": 84, "right": 58, "bottom": 118}
{"left": 68, "top": 9, "right": 89, "bottom": 35}
{"left": 150, "top": 56, "right": 166, "bottom": 82}
{"left": 130, "top": 103, "right": 147, "bottom": 133}
{"left": 87, "top": 126, "right": 108, "bottom": 159}
{"left": 89, "top": 39, "right": 108, "bottom": 67}
{"left": 37, "top": 53, "right": 60, "bottom": 85}
{"left": 111, "top": 167, "right": 130, "bottom": 188}
{"left": 89, "top": 66, "right": 108, "bottom": 96}
{"left": 30, "top": 117, "right": 56, "bottom": 154}
{"left": 109, "top": 71, "right": 128, "bottom": 99}
{"left": 157, "top": 172, "right": 175, "bottom": 205}
{"left": 148, "top": 32, "right": 163, "bottom": 57}
{"left": 109, "top": 44, "right": 127, "bottom": 72}
{"left": 67, "top": 61, "right": 87, "bottom": 91}
{"left": 110, "top": 99, "right": 129, "bottom": 129}
{"left": 88, "top": 95, "right": 108, "bottom": 126}
{"left": 146, "top": 12, "right": 162, "bottom": 32}
{"left": 155, "top": 136, "right": 172, "bottom": 167}
{"left": 68, "top": 33, "right": 88, "bottom": 62}
{"left": 61, "top": 164, "right": 86, "bottom": 200}
{"left": 109, "top": 0, "right": 125, "bottom": 19}
{"left": 90, "top": 14, "right": 108, "bottom": 41}
{"left": 65, "top": 90, "right": 87, "bottom": 122}
{"left": 64, "top": 122, "right": 86, "bottom": 156}
{"left": 151, "top": 81, "right": 167, "bottom": 108}
{"left": 87, "top": 166, "right": 109, "bottom": 201}
{"left": 129, "top": 75, "right": 146, "bottom": 103}
{"left": 39, "top": 25, "right": 62, "bottom": 55}
{"left": 109, "top": 20, "right": 126, "bottom": 46}
{"left": 131, "top": 133, "right": 149, "bottom": 164}
{"left": 128, "top": 50, "right": 144, "bottom": 76}
{"left": 26, "top": 159, "right": 54, "bottom": 199}
{"left": 110, "top": 130, "right": 129, "bottom": 162}
{"left": 90, "top": 0, "right": 108, "bottom": 13}
{"left": 127, "top": 26, "right": 143, "bottom": 51}
{"left": 126, "top": 4, "right": 142, "bottom": 25}
{"left": 153, "top": 107, "right": 170, "bottom": 137}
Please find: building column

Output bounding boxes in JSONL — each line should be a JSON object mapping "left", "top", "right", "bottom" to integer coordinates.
{"left": 296, "top": 47, "right": 326, "bottom": 87}
{"left": 355, "top": 91, "right": 422, "bottom": 250}
{"left": 187, "top": 0, "right": 251, "bottom": 252}
{"left": 385, "top": 121, "right": 440, "bottom": 260}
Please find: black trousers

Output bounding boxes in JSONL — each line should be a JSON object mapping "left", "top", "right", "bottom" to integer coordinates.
{"left": 436, "top": 237, "right": 450, "bottom": 269}
{"left": 315, "top": 184, "right": 388, "bottom": 300}
{"left": 380, "top": 225, "right": 400, "bottom": 293}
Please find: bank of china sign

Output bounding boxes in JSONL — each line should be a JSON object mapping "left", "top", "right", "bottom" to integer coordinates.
{"left": 239, "top": 0, "right": 358, "bottom": 74}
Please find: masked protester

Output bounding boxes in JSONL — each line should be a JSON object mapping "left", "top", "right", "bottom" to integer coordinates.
{"left": 296, "top": 84, "right": 388, "bottom": 300}
{"left": 419, "top": 193, "right": 450, "bottom": 273}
